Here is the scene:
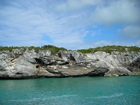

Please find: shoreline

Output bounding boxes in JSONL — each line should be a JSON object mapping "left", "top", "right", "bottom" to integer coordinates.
{"left": 0, "top": 72, "right": 140, "bottom": 80}
{"left": 0, "top": 48, "right": 140, "bottom": 79}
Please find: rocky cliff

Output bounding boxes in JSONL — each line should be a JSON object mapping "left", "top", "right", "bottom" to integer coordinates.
{"left": 0, "top": 48, "right": 140, "bottom": 78}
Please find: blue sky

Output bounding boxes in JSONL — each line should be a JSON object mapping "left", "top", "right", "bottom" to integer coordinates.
{"left": 0, "top": 0, "right": 140, "bottom": 49}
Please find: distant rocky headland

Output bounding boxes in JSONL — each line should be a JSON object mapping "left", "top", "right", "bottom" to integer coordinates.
{"left": 0, "top": 45, "right": 140, "bottom": 79}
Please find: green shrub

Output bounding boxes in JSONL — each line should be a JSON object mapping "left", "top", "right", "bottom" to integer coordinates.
{"left": 0, "top": 45, "right": 139, "bottom": 54}
{"left": 77, "top": 48, "right": 93, "bottom": 53}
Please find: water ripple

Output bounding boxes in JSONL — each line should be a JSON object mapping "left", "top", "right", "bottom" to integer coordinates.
{"left": 91, "top": 93, "right": 123, "bottom": 99}
{"left": 10, "top": 94, "right": 77, "bottom": 102}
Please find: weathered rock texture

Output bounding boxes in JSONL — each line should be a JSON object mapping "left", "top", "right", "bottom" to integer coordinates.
{"left": 0, "top": 49, "right": 140, "bottom": 78}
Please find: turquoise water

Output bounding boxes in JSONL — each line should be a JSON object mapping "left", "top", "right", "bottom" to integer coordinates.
{"left": 0, "top": 76, "right": 140, "bottom": 105}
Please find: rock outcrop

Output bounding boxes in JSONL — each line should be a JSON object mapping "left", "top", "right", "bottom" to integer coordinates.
{"left": 0, "top": 48, "right": 140, "bottom": 78}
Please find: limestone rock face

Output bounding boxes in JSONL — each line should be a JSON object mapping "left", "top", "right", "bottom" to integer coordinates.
{"left": 0, "top": 48, "right": 140, "bottom": 78}
{"left": 86, "top": 52, "right": 140, "bottom": 73}
{"left": 11, "top": 48, "right": 24, "bottom": 58}
{"left": 57, "top": 50, "right": 85, "bottom": 63}
{"left": 127, "top": 58, "right": 140, "bottom": 72}
{"left": 0, "top": 51, "right": 11, "bottom": 72}
{"left": 88, "top": 67, "right": 109, "bottom": 76}
{"left": 104, "top": 67, "right": 131, "bottom": 77}
{"left": 23, "top": 49, "right": 37, "bottom": 64}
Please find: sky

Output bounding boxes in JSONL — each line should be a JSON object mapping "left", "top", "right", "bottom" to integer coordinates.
{"left": 0, "top": 0, "right": 140, "bottom": 49}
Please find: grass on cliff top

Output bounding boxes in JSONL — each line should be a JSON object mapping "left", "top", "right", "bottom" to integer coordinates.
{"left": 0, "top": 45, "right": 140, "bottom": 54}
{"left": 77, "top": 46, "right": 140, "bottom": 54}
{"left": 0, "top": 45, "right": 67, "bottom": 55}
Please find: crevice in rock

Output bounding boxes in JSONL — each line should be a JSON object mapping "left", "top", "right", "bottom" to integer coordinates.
{"left": 34, "top": 58, "right": 46, "bottom": 66}
{"left": 70, "top": 54, "right": 76, "bottom": 61}
{"left": 16, "top": 72, "right": 23, "bottom": 75}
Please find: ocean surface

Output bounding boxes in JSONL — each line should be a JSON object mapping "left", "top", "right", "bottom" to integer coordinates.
{"left": 0, "top": 76, "right": 140, "bottom": 105}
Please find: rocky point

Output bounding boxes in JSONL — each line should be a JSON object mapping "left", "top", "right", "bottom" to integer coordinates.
{"left": 0, "top": 48, "right": 140, "bottom": 78}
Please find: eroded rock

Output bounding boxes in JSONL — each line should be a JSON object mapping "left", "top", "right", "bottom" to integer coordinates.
{"left": 0, "top": 48, "right": 140, "bottom": 78}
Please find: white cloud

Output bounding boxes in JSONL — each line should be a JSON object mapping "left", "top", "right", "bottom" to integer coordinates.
{"left": 0, "top": 0, "right": 90, "bottom": 48}
{"left": 0, "top": 0, "right": 140, "bottom": 49}
{"left": 118, "top": 26, "right": 140, "bottom": 38}
{"left": 123, "top": 26, "right": 140, "bottom": 38}
{"left": 56, "top": 0, "right": 140, "bottom": 25}
{"left": 56, "top": 0, "right": 104, "bottom": 11}
{"left": 91, "top": 0, "right": 140, "bottom": 25}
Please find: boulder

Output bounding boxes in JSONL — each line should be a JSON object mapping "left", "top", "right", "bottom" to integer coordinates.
{"left": 70, "top": 51, "right": 85, "bottom": 63}
{"left": 104, "top": 67, "right": 131, "bottom": 76}
{"left": 23, "top": 49, "right": 37, "bottom": 64}
{"left": 11, "top": 48, "right": 24, "bottom": 58}
{"left": 58, "top": 50, "right": 85, "bottom": 63}
{"left": 37, "top": 50, "right": 51, "bottom": 57}
{"left": 57, "top": 50, "right": 68, "bottom": 62}
{"left": 88, "top": 67, "right": 109, "bottom": 76}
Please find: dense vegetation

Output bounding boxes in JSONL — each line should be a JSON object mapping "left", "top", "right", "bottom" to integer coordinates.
{"left": 0, "top": 45, "right": 67, "bottom": 55}
{"left": 40, "top": 45, "right": 67, "bottom": 55}
{"left": 0, "top": 45, "right": 140, "bottom": 54}
{"left": 77, "top": 46, "right": 140, "bottom": 54}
